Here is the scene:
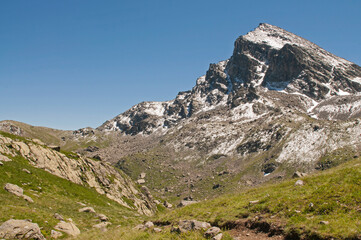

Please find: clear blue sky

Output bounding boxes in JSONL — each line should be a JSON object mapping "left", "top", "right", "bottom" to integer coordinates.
{"left": 1, "top": 0, "right": 360, "bottom": 130}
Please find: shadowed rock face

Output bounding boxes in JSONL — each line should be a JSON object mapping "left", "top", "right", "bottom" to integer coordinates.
{"left": 98, "top": 23, "right": 361, "bottom": 136}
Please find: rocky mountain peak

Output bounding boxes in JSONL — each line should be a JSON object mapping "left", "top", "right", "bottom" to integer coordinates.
{"left": 97, "top": 23, "right": 361, "bottom": 135}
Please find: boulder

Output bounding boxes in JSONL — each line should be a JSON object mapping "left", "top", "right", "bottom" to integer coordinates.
{"left": 293, "top": 171, "right": 307, "bottom": 178}
{"left": 139, "top": 172, "right": 146, "bottom": 179}
{"left": 4, "top": 183, "right": 23, "bottom": 197}
{"left": 53, "top": 213, "right": 64, "bottom": 221}
{"left": 170, "top": 225, "right": 188, "bottom": 234}
{"left": 78, "top": 207, "right": 96, "bottom": 213}
{"left": 97, "top": 214, "right": 108, "bottom": 222}
{"left": 164, "top": 201, "right": 173, "bottom": 208}
{"left": 204, "top": 226, "right": 221, "bottom": 238}
{"left": 178, "top": 200, "right": 198, "bottom": 207}
{"left": 50, "top": 230, "right": 63, "bottom": 239}
{"left": 23, "top": 195, "right": 34, "bottom": 203}
{"left": 249, "top": 200, "right": 259, "bottom": 204}
{"left": 320, "top": 221, "right": 329, "bottom": 225}
{"left": 92, "top": 222, "right": 111, "bottom": 231}
{"left": 212, "top": 233, "right": 223, "bottom": 240}
{"left": 144, "top": 221, "right": 154, "bottom": 228}
{"left": 137, "top": 179, "right": 146, "bottom": 184}
{"left": 153, "top": 227, "right": 162, "bottom": 233}
{"left": 22, "top": 169, "right": 31, "bottom": 174}
{"left": 0, "top": 219, "right": 45, "bottom": 240}
{"left": 0, "top": 154, "right": 12, "bottom": 162}
{"left": 178, "top": 220, "right": 211, "bottom": 231}
{"left": 295, "top": 180, "right": 304, "bottom": 186}
{"left": 0, "top": 161, "right": 3, "bottom": 166}
{"left": 54, "top": 220, "right": 80, "bottom": 236}
{"left": 4, "top": 183, "right": 24, "bottom": 197}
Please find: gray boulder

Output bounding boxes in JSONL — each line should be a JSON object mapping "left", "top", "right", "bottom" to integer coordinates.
{"left": 97, "top": 214, "right": 108, "bottom": 222}
{"left": 295, "top": 180, "right": 304, "bottom": 186}
{"left": 212, "top": 233, "right": 223, "bottom": 240}
{"left": 54, "top": 219, "right": 80, "bottom": 236}
{"left": 4, "top": 183, "right": 23, "bottom": 197}
{"left": 50, "top": 230, "right": 63, "bottom": 239}
{"left": 53, "top": 213, "right": 64, "bottom": 221}
{"left": 204, "top": 226, "right": 221, "bottom": 238}
{"left": 0, "top": 154, "right": 12, "bottom": 162}
{"left": 78, "top": 207, "right": 96, "bottom": 213}
{"left": 178, "top": 220, "right": 211, "bottom": 231}
{"left": 0, "top": 219, "right": 45, "bottom": 240}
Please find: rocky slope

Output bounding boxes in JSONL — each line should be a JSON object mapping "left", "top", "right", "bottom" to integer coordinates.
{"left": 0, "top": 132, "right": 155, "bottom": 216}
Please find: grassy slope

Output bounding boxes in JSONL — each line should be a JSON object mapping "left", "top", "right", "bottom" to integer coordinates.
{"left": 0, "top": 153, "right": 142, "bottom": 239}
{"left": 155, "top": 158, "right": 361, "bottom": 239}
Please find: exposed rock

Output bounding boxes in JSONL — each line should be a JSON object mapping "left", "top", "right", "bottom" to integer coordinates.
{"left": 85, "top": 146, "right": 99, "bottom": 152}
{"left": 212, "top": 233, "right": 223, "bottom": 240}
{"left": 137, "top": 179, "right": 146, "bottom": 184}
{"left": 92, "top": 222, "right": 111, "bottom": 231}
{"left": 153, "top": 227, "right": 162, "bottom": 233}
{"left": 134, "top": 224, "right": 146, "bottom": 231}
{"left": 79, "top": 207, "right": 96, "bottom": 213}
{"left": 48, "top": 145, "right": 60, "bottom": 151}
{"left": 0, "top": 161, "right": 3, "bottom": 166}
{"left": 249, "top": 200, "right": 259, "bottom": 204}
{"left": 178, "top": 200, "right": 198, "bottom": 207}
{"left": 4, "top": 183, "right": 23, "bottom": 197}
{"left": 77, "top": 202, "right": 86, "bottom": 206}
{"left": 23, "top": 195, "right": 34, "bottom": 203}
{"left": 32, "top": 139, "right": 45, "bottom": 145}
{"left": 54, "top": 220, "right": 80, "bottom": 236}
{"left": 0, "top": 135, "right": 155, "bottom": 216}
{"left": 0, "top": 219, "right": 45, "bottom": 240}
{"left": 320, "top": 221, "right": 329, "bottom": 225}
{"left": 97, "top": 214, "right": 109, "bottom": 222}
{"left": 170, "top": 225, "right": 188, "bottom": 234}
{"left": 295, "top": 180, "right": 304, "bottom": 186}
{"left": 50, "top": 230, "right": 63, "bottom": 239}
{"left": 144, "top": 221, "right": 154, "bottom": 228}
{"left": 204, "top": 226, "right": 221, "bottom": 238}
{"left": 54, "top": 213, "right": 64, "bottom": 221}
{"left": 139, "top": 172, "right": 146, "bottom": 179}
{"left": 178, "top": 220, "right": 211, "bottom": 231}
{"left": 163, "top": 201, "right": 173, "bottom": 208}
{"left": 0, "top": 154, "right": 11, "bottom": 162}
{"left": 154, "top": 199, "right": 161, "bottom": 205}
{"left": 293, "top": 171, "right": 307, "bottom": 178}
{"left": 22, "top": 169, "right": 31, "bottom": 174}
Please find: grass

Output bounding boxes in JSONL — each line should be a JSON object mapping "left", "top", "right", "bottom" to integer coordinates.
{"left": 0, "top": 154, "right": 142, "bottom": 239}
{"left": 153, "top": 157, "right": 361, "bottom": 239}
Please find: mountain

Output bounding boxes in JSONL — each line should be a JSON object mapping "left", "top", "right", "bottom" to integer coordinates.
{"left": 98, "top": 23, "right": 361, "bottom": 135}
{"left": 2, "top": 23, "right": 361, "bottom": 204}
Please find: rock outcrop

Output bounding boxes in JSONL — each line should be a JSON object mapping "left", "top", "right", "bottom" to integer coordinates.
{"left": 0, "top": 135, "right": 155, "bottom": 216}
{"left": 0, "top": 219, "right": 45, "bottom": 240}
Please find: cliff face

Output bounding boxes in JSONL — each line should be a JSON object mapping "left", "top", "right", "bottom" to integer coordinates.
{"left": 0, "top": 134, "right": 155, "bottom": 216}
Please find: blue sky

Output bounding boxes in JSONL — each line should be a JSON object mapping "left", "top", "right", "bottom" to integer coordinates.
{"left": 1, "top": 0, "right": 360, "bottom": 130}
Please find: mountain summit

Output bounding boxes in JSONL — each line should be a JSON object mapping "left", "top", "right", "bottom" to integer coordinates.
{"left": 98, "top": 23, "right": 361, "bottom": 135}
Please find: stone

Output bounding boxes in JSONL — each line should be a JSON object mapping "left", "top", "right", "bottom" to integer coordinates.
{"left": 0, "top": 161, "right": 3, "bottom": 166}
{"left": 249, "top": 200, "right": 259, "bottom": 204}
{"left": 4, "top": 183, "right": 23, "bottom": 197}
{"left": 97, "top": 214, "right": 109, "bottom": 222}
{"left": 293, "top": 171, "right": 307, "bottom": 178}
{"left": 134, "top": 224, "right": 146, "bottom": 231}
{"left": 178, "top": 200, "right": 198, "bottom": 207}
{"left": 54, "top": 220, "right": 80, "bottom": 236}
{"left": 153, "top": 227, "right": 162, "bottom": 233}
{"left": 212, "top": 233, "right": 223, "bottom": 240}
{"left": 32, "top": 139, "right": 45, "bottom": 145}
{"left": 48, "top": 145, "right": 60, "bottom": 151}
{"left": 295, "top": 180, "right": 304, "bottom": 186}
{"left": 23, "top": 195, "right": 34, "bottom": 203}
{"left": 144, "top": 221, "right": 154, "bottom": 228}
{"left": 154, "top": 199, "right": 161, "bottom": 205}
{"left": 54, "top": 213, "right": 64, "bottom": 221}
{"left": 0, "top": 154, "right": 12, "bottom": 162}
{"left": 170, "top": 226, "right": 188, "bottom": 234}
{"left": 78, "top": 207, "right": 96, "bottom": 213}
{"left": 137, "top": 179, "right": 146, "bottom": 184}
{"left": 92, "top": 222, "right": 111, "bottom": 231}
{"left": 22, "top": 169, "right": 31, "bottom": 174}
{"left": 204, "top": 226, "right": 221, "bottom": 238}
{"left": 0, "top": 219, "right": 45, "bottom": 240}
{"left": 164, "top": 201, "right": 173, "bottom": 208}
{"left": 178, "top": 220, "right": 211, "bottom": 231}
{"left": 51, "top": 230, "right": 63, "bottom": 239}
{"left": 140, "top": 172, "right": 146, "bottom": 179}
{"left": 320, "top": 221, "right": 329, "bottom": 225}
